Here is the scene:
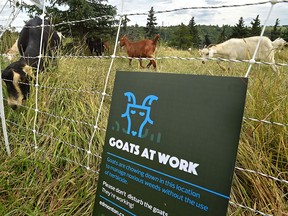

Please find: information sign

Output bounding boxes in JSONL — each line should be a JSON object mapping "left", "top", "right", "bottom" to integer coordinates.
{"left": 93, "top": 71, "right": 248, "bottom": 216}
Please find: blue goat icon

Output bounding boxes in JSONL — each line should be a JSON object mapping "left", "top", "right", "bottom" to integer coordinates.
{"left": 121, "top": 92, "right": 158, "bottom": 138}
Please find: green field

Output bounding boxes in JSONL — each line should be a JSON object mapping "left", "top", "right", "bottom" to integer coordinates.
{"left": 0, "top": 45, "right": 288, "bottom": 215}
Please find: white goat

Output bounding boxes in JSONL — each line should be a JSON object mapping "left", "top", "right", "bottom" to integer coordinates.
{"left": 272, "top": 37, "right": 287, "bottom": 53}
{"left": 199, "top": 36, "right": 277, "bottom": 72}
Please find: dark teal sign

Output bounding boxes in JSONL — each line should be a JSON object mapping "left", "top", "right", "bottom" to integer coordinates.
{"left": 93, "top": 71, "right": 248, "bottom": 216}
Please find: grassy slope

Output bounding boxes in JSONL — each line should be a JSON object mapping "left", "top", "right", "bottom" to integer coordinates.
{"left": 0, "top": 46, "right": 287, "bottom": 215}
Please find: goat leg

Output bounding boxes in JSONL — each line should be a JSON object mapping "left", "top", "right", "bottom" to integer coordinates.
{"left": 147, "top": 60, "right": 156, "bottom": 69}
{"left": 139, "top": 59, "right": 145, "bottom": 68}
{"left": 146, "top": 61, "right": 152, "bottom": 68}
{"left": 152, "top": 60, "right": 156, "bottom": 69}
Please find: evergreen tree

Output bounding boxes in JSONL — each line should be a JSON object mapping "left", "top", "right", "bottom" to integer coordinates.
{"left": 281, "top": 27, "right": 288, "bottom": 41}
{"left": 270, "top": 18, "right": 281, "bottom": 40}
{"left": 217, "top": 25, "right": 228, "bottom": 43}
{"left": 250, "top": 15, "right": 261, "bottom": 36}
{"left": 188, "top": 17, "right": 200, "bottom": 48}
{"left": 121, "top": 15, "right": 130, "bottom": 34}
{"left": 169, "top": 23, "right": 192, "bottom": 49}
{"left": 145, "top": 7, "right": 158, "bottom": 38}
{"left": 230, "top": 17, "right": 248, "bottom": 38}
{"left": 23, "top": 0, "right": 117, "bottom": 39}
{"left": 203, "top": 34, "right": 211, "bottom": 47}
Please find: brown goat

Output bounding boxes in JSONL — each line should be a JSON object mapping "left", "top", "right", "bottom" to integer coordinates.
{"left": 119, "top": 34, "right": 160, "bottom": 68}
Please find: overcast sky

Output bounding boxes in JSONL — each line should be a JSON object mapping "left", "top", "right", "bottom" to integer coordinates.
{"left": 0, "top": 0, "right": 287, "bottom": 31}
{"left": 109, "top": 0, "right": 288, "bottom": 27}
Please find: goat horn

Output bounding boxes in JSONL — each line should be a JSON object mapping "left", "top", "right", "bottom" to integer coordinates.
{"left": 124, "top": 92, "right": 136, "bottom": 105}
{"left": 142, "top": 95, "right": 158, "bottom": 106}
{"left": 207, "top": 44, "right": 216, "bottom": 48}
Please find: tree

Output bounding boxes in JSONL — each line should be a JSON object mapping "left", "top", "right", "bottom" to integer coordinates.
{"left": 230, "top": 17, "right": 248, "bottom": 38}
{"left": 145, "top": 7, "right": 158, "bottom": 38}
{"left": 281, "top": 27, "right": 288, "bottom": 41}
{"left": 203, "top": 34, "right": 211, "bottom": 47}
{"left": 250, "top": 15, "right": 261, "bottom": 36}
{"left": 188, "top": 17, "right": 200, "bottom": 48}
{"left": 121, "top": 15, "right": 130, "bottom": 33}
{"left": 23, "top": 0, "right": 117, "bottom": 39}
{"left": 169, "top": 23, "right": 192, "bottom": 49}
{"left": 270, "top": 18, "right": 281, "bottom": 41}
{"left": 217, "top": 25, "right": 228, "bottom": 43}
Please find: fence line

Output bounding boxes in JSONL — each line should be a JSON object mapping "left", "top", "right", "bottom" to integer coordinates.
{"left": 0, "top": 0, "right": 9, "bottom": 14}
{"left": 8, "top": 1, "right": 288, "bottom": 30}
{"left": 86, "top": 4, "right": 124, "bottom": 170}
{"left": 2, "top": 91, "right": 288, "bottom": 131}
{"left": 0, "top": 0, "right": 287, "bottom": 215}
{"left": 13, "top": 136, "right": 100, "bottom": 174}
{"left": 229, "top": 201, "right": 272, "bottom": 216}
{"left": 2, "top": 53, "right": 288, "bottom": 68}
{"left": 0, "top": 0, "right": 21, "bottom": 38}
{"left": 7, "top": 113, "right": 288, "bottom": 183}
{"left": 32, "top": 10, "right": 46, "bottom": 152}
{"left": 243, "top": 117, "right": 288, "bottom": 127}
{"left": 7, "top": 112, "right": 288, "bottom": 185}
{"left": 235, "top": 166, "right": 288, "bottom": 184}
{"left": 6, "top": 119, "right": 102, "bottom": 159}
{"left": 245, "top": 2, "right": 275, "bottom": 77}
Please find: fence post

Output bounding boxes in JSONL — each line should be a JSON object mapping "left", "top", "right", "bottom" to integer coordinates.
{"left": 0, "top": 0, "right": 23, "bottom": 156}
{"left": 0, "top": 64, "right": 11, "bottom": 156}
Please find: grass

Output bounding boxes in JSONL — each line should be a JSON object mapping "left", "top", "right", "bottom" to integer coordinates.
{"left": 0, "top": 45, "right": 288, "bottom": 215}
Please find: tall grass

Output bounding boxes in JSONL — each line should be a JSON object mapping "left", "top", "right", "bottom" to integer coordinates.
{"left": 0, "top": 45, "right": 287, "bottom": 215}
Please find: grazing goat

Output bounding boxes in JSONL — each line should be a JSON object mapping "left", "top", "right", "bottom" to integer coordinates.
{"left": 272, "top": 38, "right": 287, "bottom": 53}
{"left": 3, "top": 31, "right": 62, "bottom": 62}
{"left": 199, "top": 36, "right": 277, "bottom": 72}
{"left": 86, "top": 37, "right": 104, "bottom": 56}
{"left": 1, "top": 16, "right": 61, "bottom": 110}
{"left": 119, "top": 34, "right": 160, "bottom": 69}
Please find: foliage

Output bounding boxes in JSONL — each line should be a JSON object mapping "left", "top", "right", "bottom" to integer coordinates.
{"left": 16, "top": 2, "right": 288, "bottom": 49}
{"left": 230, "top": 17, "right": 249, "bottom": 38}
{"left": 0, "top": 30, "right": 18, "bottom": 53}
{"left": 23, "top": 0, "right": 117, "bottom": 40}
{"left": 0, "top": 46, "right": 287, "bottom": 215}
{"left": 270, "top": 18, "right": 282, "bottom": 40}
{"left": 120, "top": 15, "right": 130, "bottom": 35}
{"left": 145, "top": 7, "right": 158, "bottom": 38}
{"left": 217, "top": 25, "right": 229, "bottom": 43}
{"left": 250, "top": 15, "right": 261, "bottom": 36}
{"left": 168, "top": 23, "right": 192, "bottom": 49}
{"left": 122, "top": 25, "right": 146, "bottom": 41}
{"left": 281, "top": 27, "right": 288, "bottom": 41}
{"left": 203, "top": 34, "right": 212, "bottom": 47}
{"left": 1, "top": 10, "right": 287, "bottom": 216}
{"left": 188, "top": 17, "right": 201, "bottom": 48}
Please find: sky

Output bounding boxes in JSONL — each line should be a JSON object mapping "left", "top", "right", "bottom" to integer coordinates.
{"left": 0, "top": 0, "right": 287, "bottom": 31}
{"left": 109, "top": 0, "right": 288, "bottom": 27}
